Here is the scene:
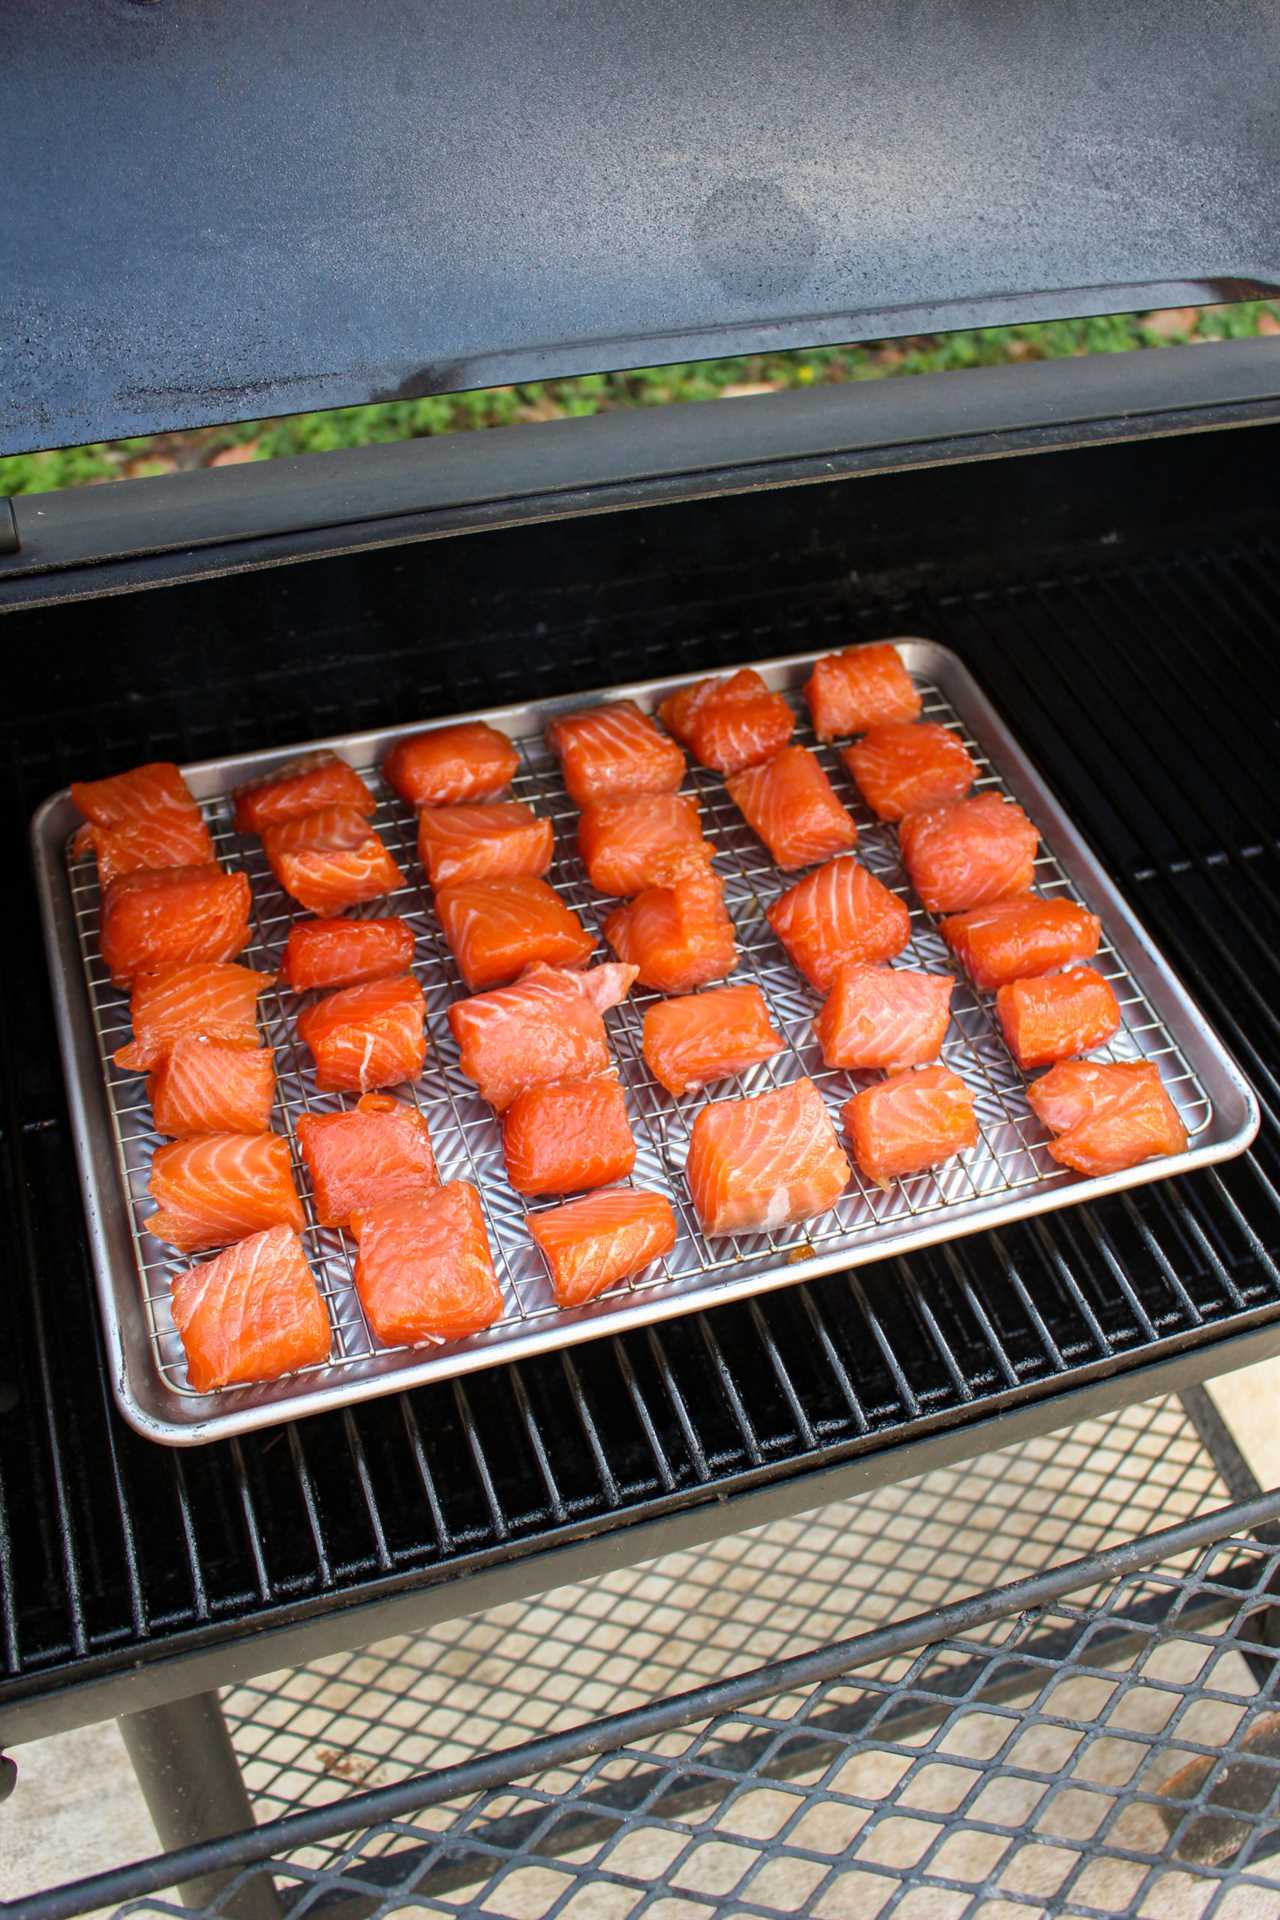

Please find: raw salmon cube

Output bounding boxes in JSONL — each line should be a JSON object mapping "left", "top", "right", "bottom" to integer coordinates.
{"left": 804, "top": 643, "right": 921, "bottom": 740}
{"left": 844, "top": 1065, "right": 978, "bottom": 1188}
{"left": 233, "top": 751, "right": 375, "bottom": 835}
{"left": 941, "top": 895, "right": 1101, "bottom": 991}
{"left": 383, "top": 723, "right": 519, "bottom": 807}
{"left": 604, "top": 868, "right": 736, "bottom": 993}
{"left": 147, "top": 1133, "right": 304, "bottom": 1253}
{"left": 687, "top": 1077, "right": 850, "bottom": 1236}
{"left": 997, "top": 966, "right": 1122, "bottom": 1070}
{"left": 73, "top": 761, "right": 195, "bottom": 829}
{"left": 298, "top": 975, "right": 426, "bottom": 1093}
{"left": 546, "top": 700, "right": 685, "bottom": 806}
{"left": 448, "top": 962, "right": 636, "bottom": 1112}
{"left": 80, "top": 810, "right": 215, "bottom": 887}
{"left": 579, "top": 792, "right": 713, "bottom": 897}
{"left": 262, "top": 807, "right": 404, "bottom": 916}
{"left": 726, "top": 746, "right": 858, "bottom": 871}
{"left": 170, "top": 1225, "right": 330, "bottom": 1392}
{"left": 417, "top": 802, "right": 553, "bottom": 888}
{"left": 899, "top": 793, "right": 1038, "bottom": 914}
{"left": 297, "top": 1093, "right": 438, "bottom": 1227}
{"left": 643, "top": 984, "right": 785, "bottom": 1097}
{"left": 149, "top": 1040, "right": 276, "bottom": 1138}
{"left": 843, "top": 722, "right": 977, "bottom": 821}
{"left": 115, "top": 961, "right": 276, "bottom": 1071}
{"left": 814, "top": 964, "right": 954, "bottom": 1072}
{"left": 351, "top": 1183, "right": 502, "bottom": 1345}
{"left": 281, "top": 916, "right": 414, "bottom": 994}
{"left": 502, "top": 1077, "right": 636, "bottom": 1194}
{"left": 529, "top": 1188, "right": 677, "bottom": 1307}
{"left": 767, "top": 857, "right": 910, "bottom": 994}
{"left": 100, "top": 866, "right": 252, "bottom": 988}
{"left": 1027, "top": 1060, "right": 1187, "bottom": 1176}
{"left": 659, "top": 669, "right": 794, "bottom": 775}
{"left": 435, "top": 874, "right": 594, "bottom": 990}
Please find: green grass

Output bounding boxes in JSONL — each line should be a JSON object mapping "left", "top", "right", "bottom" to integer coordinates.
{"left": 2, "top": 303, "right": 1276, "bottom": 497}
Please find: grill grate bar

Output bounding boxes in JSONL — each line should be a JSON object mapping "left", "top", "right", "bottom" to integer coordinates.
{"left": 455, "top": 1381, "right": 509, "bottom": 1541}
{"left": 507, "top": 1367, "right": 568, "bottom": 1526}
{"left": 557, "top": 1351, "right": 621, "bottom": 1507}
{"left": 610, "top": 1338, "right": 679, "bottom": 1492}
{"left": 647, "top": 1327, "right": 712, "bottom": 1483}
{"left": 341, "top": 1412, "right": 392, "bottom": 1574}
{"left": 746, "top": 1302, "right": 817, "bottom": 1449}
{"left": 286, "top": 1426, "right": 334, "bottom": 1588}
{"left": 229, "top": 1440, "right": 271, "bottom": 1605}
{"left": 397, "top": 1399, "right": 452, "bottom": 1553}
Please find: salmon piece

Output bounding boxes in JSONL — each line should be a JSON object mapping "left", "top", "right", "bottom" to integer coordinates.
{"left": 297, "top": 975, "right": 426, "bottom": 1093}
{"left": 418, "top": 802, "right": 553, "bottom": 888}
{"left": 262, "top": 807, "right": 404, "bottom": 916}
{"left": 281, "top": 916, "right": 414, "bottom": 994}
{"left": 579, "top": 792, "right": 713, "bottom": 897}
{"left": 100, "top": 866, "right": 252, "bottom": 988}
{"left": 296, "top": 1093, "right": 438, "bottom": 1227}
{"left": 545, "top": 700, "right": 685, "bottom": 806}
{"left": 899, "top": 793, "right": 1038, "bottom": 914}
{"left": 384, "top": 723, "right": 519, "bottom": 807}
{"left": 1027, "top": 1060, "right": 1187, "bottom": 1176}
{"left": 814, "top": 964, "right": 954, "bottom": 1072}
{"left": 435, "top": 874, "right": 594, "bottom": 990}
{"left": 149, "top": 1040, "right": 276, "bottom": 1138}
{"left": 115, "top": 961, "right": 276, "bottom": 1071}
{"left": 941, "top": 895, "right": 1102, "bottom": 992}
{"left": 658, "top": 669, "right": 794, "bottom": 775}
{"left": 147, "top": 1132, "right": 304, "bottom": 1253}
{"left": 804, "top": 643, "right": 921, "bottom": 741}
{"left": 502, "top": 1077, "right": 636, "bottom": 1194}
{"left": 844, "top": 1065, "right": 978, "bottom": 1188}
{"left": 844, "top": 722, "right": 977, "bottom": 821}
{"left": 604, "top": 867, "right": 736, "bottom": 993}
{"left": 767, "top": 857, "right": 910, "bottom": 994}
{"left": 80, "top": 810, "right": 216, "bottom": 887}
{"left": 233, "top": 751, "right": 375, "bottom": 836}
{"left": 726, "top": 746, "right": 858, "bottom": 872}
{"left": 996, "top": 966, "right": 1122, "bottom": 1070}
{"left": 170, "top": 1225, "right": 330, "bottom": 1392}
{"left": 73, "top": 761, "right": 196, "bottom": 830}
{"left": 448, "top": 962, "right": 636, "bottom": 1112}
{"left": 643, "top": 984, "right": 784, "bottom": 1098}
{"left": 687, "top": 1077, "right": 850, "bottom": 1237}
{"left": 529, "top": 1188, "right": 677, "bottom": 1307}
{"left": 351, "top": 1183, "right": 502, "bottom": 1344}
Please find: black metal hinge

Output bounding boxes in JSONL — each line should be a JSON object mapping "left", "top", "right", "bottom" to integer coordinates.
{"left": 0, "top": 500, "right": 18, "bottom": 556}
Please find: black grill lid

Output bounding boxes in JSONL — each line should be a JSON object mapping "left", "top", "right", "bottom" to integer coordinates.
{"left": 3, "top": 0, "right": 1279, "bottom": 456}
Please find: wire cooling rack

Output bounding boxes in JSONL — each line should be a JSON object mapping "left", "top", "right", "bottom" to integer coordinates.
{"left": 46, "top": 642, "right": 1254, "bottom": 1442}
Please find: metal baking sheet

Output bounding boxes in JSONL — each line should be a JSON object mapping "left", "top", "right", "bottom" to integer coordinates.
{"left": 31, "top": 642, "right": 1259, "bottom": 1445}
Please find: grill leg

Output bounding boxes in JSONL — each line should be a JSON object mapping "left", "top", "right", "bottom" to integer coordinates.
{"left": 119, "top": 1692, "right": 281, "bottom": 1919}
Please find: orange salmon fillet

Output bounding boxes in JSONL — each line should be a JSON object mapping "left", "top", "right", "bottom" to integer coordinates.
{"left": 767, "top": 857, "right": 910, "bottom": 994}
{"left": 281, "top": 916, "right": 414, "bottom": 993}
{"left": 546, "top": 699, "right": 685, "bottom": 806}
{"left": 297, "top": 974, "right": 426, "bottom": 1093}
{"left": 351, "top": 1183, "right": 502, "bottom": 1345}
{"left": 1027, "top": 1060, "right": 1187, "bottom": 1176}
{"left": 448, "top": 962, "right": 636, "bottom": 1112}
{"left": 417, "top": 802, "right": 553, "bottom": 888}
{"left": 435, "top": 874, "right": 594, "bottom": 990}
{"left": 100, "top": 866, "right": 252, "bottom": 987}
{"left": 73, "top": 761, "right": 195, "bottom": 828}
{"left": 147, "top": 1132, "right": 304, "bottom": 1252}
{"left": 502, "top": 1077, "right": 636, "bottom": 1194}
{"left": 263, "top": 807, "right": 404, "bottom": 916}
{"left": 726, "top": 745, "right": 858, "bottom": 871}
{"left": 383, "top": 723, "right": 519, "bottom": 807}
{"left": 529, "top": 1188, "right": 677, "bottom": 1307}
{"left": 149, "top": 1040, "right": 276, "bottom": 1138}
{"left": 115, "top": 961, "right": 276, "bottom": 1071}
{"left": 642, "top": 984, "right": 784, "bottom": 1097}
{"left": 844, "top": 1065, "right": 978, "bottom": 1188}
{"left": 604, "top": 867, "right": 736, "bottom": 993}
{"left": 170, "top": 1225, "right": 330, "bottom": 1393}
{"left": 579, "top": 791, "right": 713, "bottom": 897}
{"left": 687, "top": 1077, "right": 850, "bottom": 1236}
{"left": 996, "top": 966, "right": 1121, "bottom": 1070}
{"left": 899, "top": 793, "right": 1038, "bottom": 914}
{"left": 941, "top": 895, "right": 1101, "bottom": 991}
{"left": 658, "top": 669, "right": 794, "bottom": 775}
{"left": 843, "top": 721, "right": 977, "bottom": 821}
{"left": 814, "top": 964, "right": 954, "bottom": 1072}
{"left": 233, "top": 751, "right": 375, "bottom": 835}
{"left": 80, "top": 810, "right": 215, "bottom": 887}
{"left": 804, "top": 643, "right": 921, "bottom": 741}
{"left": 297, "top": 1093, "right": 438, "bottom": 1227}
